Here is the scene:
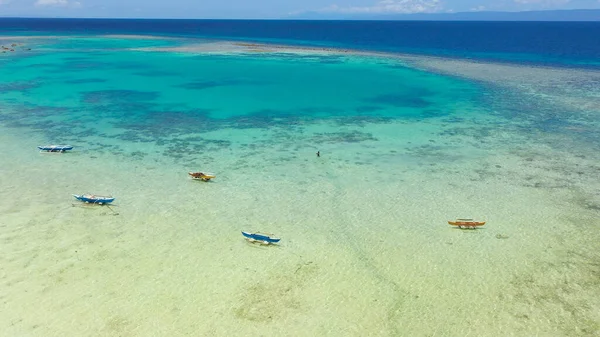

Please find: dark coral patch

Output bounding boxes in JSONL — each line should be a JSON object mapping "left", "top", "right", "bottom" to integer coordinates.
{"left": 117, "top": 109, "right": 216, "bottom": 141}
{"left": 333, "top": 115, "right": 392, "bottom": 126}
{"left": 81, "top": 90, "right": 160, "bottom": 104}
{"left": 63, "top": 61, "right": 110, "bottom": 69}
{"left": 177, "top": 79, "right": 267, "bottom": 90}
{"left": 146, "top": 109, "right": 213, "bottom": 127}
{"left": 0, "top": 81, "right": 40, "bottom": 92}
{"left": 311, "top": 130, "right": 378, "bottom": 144}
{"left": 135, "top": 70, "right": 179, "bottom": 77}
{"left": 65, "top": 78, "right": 107, "bottom": 84}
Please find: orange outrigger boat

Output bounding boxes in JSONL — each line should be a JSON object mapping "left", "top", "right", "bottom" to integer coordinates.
{"left": 448, "top": 218, "right": 486, "bottom": 229}
{"left": 188, "top": 171, "right": 216, "bottom": 182}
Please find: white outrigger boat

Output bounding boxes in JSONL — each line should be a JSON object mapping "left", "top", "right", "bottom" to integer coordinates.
{"left": 38, "top": 145, "right": 73, "bottom": 152}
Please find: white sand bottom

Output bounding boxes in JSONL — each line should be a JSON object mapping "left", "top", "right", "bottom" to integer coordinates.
{"left": 1, "top": 113, "right": 600, "bottom": 337}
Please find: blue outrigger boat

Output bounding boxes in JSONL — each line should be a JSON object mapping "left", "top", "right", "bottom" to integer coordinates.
{"left": 242, "top": 231, "right": 281, "bottom": 245}
{"left": 73, "top": 194, "right": 115, "bottom": 205}
{"left": 38, "top": 145, "right": 73, "bottom": 152}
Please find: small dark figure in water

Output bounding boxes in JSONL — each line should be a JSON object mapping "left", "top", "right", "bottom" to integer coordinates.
{"left": 316, "top": 151, "right": 320, "bottom": 157}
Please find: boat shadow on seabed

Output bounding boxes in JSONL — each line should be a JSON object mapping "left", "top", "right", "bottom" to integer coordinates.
{"left": 71, "top": 202, "right": 120, "bottom": 216}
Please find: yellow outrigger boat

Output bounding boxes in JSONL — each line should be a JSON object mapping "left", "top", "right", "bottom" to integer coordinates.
{"left": 448, "top": 218, "right": 486, "bottom": 229}
{"left": 188, "top": 171, "right": 216, "bottom": 181}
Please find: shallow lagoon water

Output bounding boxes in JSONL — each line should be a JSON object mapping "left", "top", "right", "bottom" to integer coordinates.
{"left": 1, "top": 35, "right": 599, "bottom": 336}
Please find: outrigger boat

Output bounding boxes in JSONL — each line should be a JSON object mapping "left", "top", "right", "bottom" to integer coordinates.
{"left": 73, "top": 194, "right": 115, "bottom": 205}
{"left": 38, "top": 145, "right": 73, "bottom": 152}
{"left": 242, "top": 231, "right": 281, "bottom": 245}
{"left": 448, "top": 218, "right": 486, "bottom": 229}
{"left": 188, "top": 171, "right": 216, "bottom": 181}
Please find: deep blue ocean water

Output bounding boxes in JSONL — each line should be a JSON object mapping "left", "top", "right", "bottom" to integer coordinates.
{"left": 1, "top": 18, "right": 599, "bottom": 67}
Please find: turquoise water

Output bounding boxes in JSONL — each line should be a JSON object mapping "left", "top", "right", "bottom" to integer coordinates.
{"left": 1, "top": 35, "right": 600, "bottom": 336}
{"left": 2, "top": 37, "right": 482, "bottom": 145}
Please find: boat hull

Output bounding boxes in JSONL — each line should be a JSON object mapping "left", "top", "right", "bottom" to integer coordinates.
{"left": 448, "top": 220, "right": 486, "bottom": 228}
{"left": 38, "top": 145, "right": 73, "bottom": 152}
{"left": 189, "top": 172, "right": 215, "bottom": 181}
{"left": 73, "top": 194, "right": 115, "bottom": 205}
{"left": 242, "top": 231, "right": 280, "bottom": 244}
